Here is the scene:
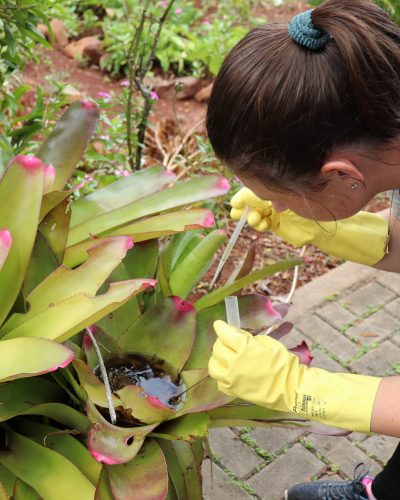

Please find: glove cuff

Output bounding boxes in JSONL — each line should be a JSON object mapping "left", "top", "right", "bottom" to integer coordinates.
{"left": 297, "top": 368, "right": 381, "bottom": 433}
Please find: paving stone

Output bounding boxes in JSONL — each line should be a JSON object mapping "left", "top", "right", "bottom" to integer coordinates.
{"left": 305, "top": 435, "right": 379, "bottom": 478}
{"left": 310, "top": 348, "right": 345, "bottom": 372}
{"left": 384, "top": 297, "right": 400, "bottom": 319}
{"left": 359, "top": 434, "right": 399, "bottom": 465}
{"left": 390, "top": 328, "right": 400, "bottom": 348}
{"left": 317, "top": 302, "right": 357, "bottom": 330}
{"left": 347, "top": 432, "right": 369, "bottom": 443}
{"left": 201, "top": 460, "right": 253, "bottom": 500}
{"left": 249, "top": 427, "right": 305, "bottom": 454}
{"left": 350, "top": 340, "right": 400, "bottom": 376}
{"left": 345, "top": 309, "right": 398, "bottom": 345}
{"left": 288, "top": 263, "right": 380, "bottom": 323}
{"left": 377, "top": 272, "right": 400, "bottom": 295}
{"left": 247, "top": 444, "right": 325, "bottom": 500}
{"left": 296, "top": 315, "right": 357, "bottom": 362}
{"left": 341, "top": 282, "right": 395, "bottom": 316}
{"left": 209, "top": 428, "right": 264, "bottom": 478}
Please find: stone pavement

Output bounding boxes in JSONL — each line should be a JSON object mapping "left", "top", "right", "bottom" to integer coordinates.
{"left": 202, "top": 262, "right": 400, "bottom": 500}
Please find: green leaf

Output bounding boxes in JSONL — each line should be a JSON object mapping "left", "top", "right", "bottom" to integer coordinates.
{"left": 106, "top": 439, "right": 168, "bottom": 500}
{"left": 0, "top": 431, "right": 95, "bottom": 500}
{"left": 86, "top": 401, "right": 158, "bottom": 465}
{"left": 171, "top": 231, "right": 203, "bottom": 271}
{"left": 155, "top": 413, "right": 210, "bottom": 442}
{"left": 1, "top": 280, "right": 154, "bottom": 343}
{"left": 0, "top": 238, "right": 156, "bottom": 342}
{"left": 38, "top": 197, "right": 71, "bottom": 264}
{"left": 73, "top": 359, "right": 120, "bottom": 408}
{"left": 0, "top": 379, "right": 63, "bottom": 423}
{"left": 158, "top": 440, "right": 203, "bottom": 500}
{"left": 118, "top": 297, "right": 196, "bottom": 372}
{"left": 13, "top": 480, "right": 39, "bottom": 500}
{"left": 115, "top": 385, "right": 176, "bottom": 424}
{"left": 195, "top": 259, "right": 302, "bottom": 310}
{"left": 71, "top": 166, "right": 174, "bottom": 227}
{"left": 0, "top": 482, "right": 8, "bottom": 500}
{"left": 67, "top": 175, "right": 230, "bottom": 247}
{"left": 19, "top": 404, "right": 90, "bottom": 431}
{"left": 83, "top": 326, "right": 123, "bottom": 370}
{"left": 37, "top": 101, "right": 99, "bottom": 191}
{"left": 13, "top": 420, "right": 101, "bottom": 486}
{"left": 65, "top": 209, "right": 213, "bottom": 269}
{"left": 94, "top": 468, "right": 114, "bottom": 500}
{"left": 23, "top": 232, "right": 58, "bottom": 297}
{"left": 176, "top": 370, "right": 231, "bottom": 418}
{"left": 94, "top": 264, "right": 141, "bottom": 344}
{"left": 107, "top": 208, "right": 214, "bottom": 241}
{"left": 0, "top": 156, "right": 45, "bottom": 325}
{"left": 123, "top": 241, "right": 159, "bottom": 280}
{"left": 0, "top": 337, "right": 73, "bottom": 382}
{"left": 0, "top": 465, "right": 15, "bottom": 499}
{"left": 207, "top": 402, "right": 294, "bottom": 424}
{"left": 40, "top": 190, "right": 73, "bottom": 221}
{"left": 169, "top": 230, "right": 227, "bottom": 299}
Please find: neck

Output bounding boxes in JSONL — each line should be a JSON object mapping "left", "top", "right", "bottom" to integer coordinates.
{"left": 364, "top": 141, "right": 400, "bottom": 193}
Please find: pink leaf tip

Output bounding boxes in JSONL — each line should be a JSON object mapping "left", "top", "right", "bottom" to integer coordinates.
{"left": 48, "top": 352, "right": 75, "bottom": 372}
{"left": 165, "top": 169, "right": 176, "bottom": 178}
{"left": 148, "top": 394, "right": 171, "bottom": 409}
{"left": 125, "top": 237, "right": 134, "bottom": 250}
{"left": 43, "top": 164, "right": 56, "bottom": 193}
{"left": 14, "top": 155, "right": 43, "bottom": 172}
{"left": 217, "top": 177, "right": 230, "bottom": 192}
{"left": 90, "top": 450, "right": 120, "bottom": 465}
{"left": 202, "top": 212, "right": 215, "bottom": 228}
{"left": 172, "top": 296, "right": 194, "bottom": 312}
{"left": 264, "top": 299, "right": 281, "bottom": 318}
{"left": 0, "top": 230, "right": 12, "bottom": 249}
{"left": 142, "top": 279, "right": 158, "bottom": 289}
{"left": 81, "top": 100, "right": 97, "bottom": 110}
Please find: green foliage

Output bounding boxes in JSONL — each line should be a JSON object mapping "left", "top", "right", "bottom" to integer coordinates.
{"left": 100, "top": 0, "right": 255, "bottom": 76}
{"left": 376, "top": 0, "right": 400, "bottom": 23}
{"left": 0, "top": 101, "right": 312, "bottom": 497}
{"left": 186, "top": 16, "right": 249, "bottom": 76}
{"left": 0, "top": 0, "right": 49, "bottom": 80}
{"left": 0, "top": 78, "right": 70, "bottom": 170}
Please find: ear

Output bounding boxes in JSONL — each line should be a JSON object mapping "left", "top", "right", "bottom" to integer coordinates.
{"left": 321, "top": 159, "right": 365, "bottom": 184}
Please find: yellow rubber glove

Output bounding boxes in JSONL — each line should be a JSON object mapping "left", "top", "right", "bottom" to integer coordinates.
{"left": 231, "top": 187, "right": 388, "bottom": 266}
{"left": 209, "top": 321, "right": 381, "bottom": 433}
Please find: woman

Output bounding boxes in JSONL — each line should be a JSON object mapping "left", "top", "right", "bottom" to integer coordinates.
{"left": 206, "top": 1, "right": 400, "bottom": 499}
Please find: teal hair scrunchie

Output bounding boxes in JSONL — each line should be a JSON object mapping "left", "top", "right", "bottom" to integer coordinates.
{"left": 288, "top": 9, "right": 330, "bottom": 51}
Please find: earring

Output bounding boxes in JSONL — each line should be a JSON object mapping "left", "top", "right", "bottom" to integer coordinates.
{"left": 350, "top": 182, "right": 359, "bottom": 190}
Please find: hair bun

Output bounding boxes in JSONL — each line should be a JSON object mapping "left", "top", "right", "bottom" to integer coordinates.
{"left": 288, "top": 9, "right": 331, "bottom": 50}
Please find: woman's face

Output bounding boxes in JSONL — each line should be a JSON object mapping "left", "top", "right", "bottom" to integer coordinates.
{"left": 241, "top": 176, "right": 373, "bottom": 221}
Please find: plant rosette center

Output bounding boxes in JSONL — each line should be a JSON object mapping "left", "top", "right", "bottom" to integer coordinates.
{"left": 95, "top": 353, "right": 186, "bottom": 426}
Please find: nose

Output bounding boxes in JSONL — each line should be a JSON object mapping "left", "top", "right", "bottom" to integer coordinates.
{"left": 271, "top": 200, "right": 288, "bottom": 212}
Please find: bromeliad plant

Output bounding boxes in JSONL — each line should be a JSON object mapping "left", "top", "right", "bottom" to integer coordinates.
{"left": 0, "top": 101, "right": 344, "bottom": 499}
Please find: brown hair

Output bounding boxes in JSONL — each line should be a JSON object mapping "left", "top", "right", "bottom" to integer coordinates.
{"left": 206, "top": 0, "right": 400, "bottom": 194}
